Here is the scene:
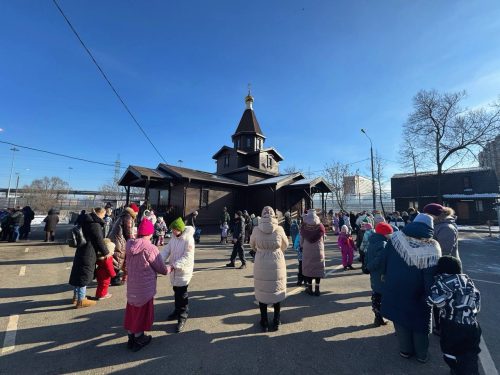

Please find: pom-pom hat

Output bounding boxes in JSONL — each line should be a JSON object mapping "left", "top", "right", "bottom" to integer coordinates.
{"left": 138, "top": 218, "right": 154, "bottom": 236}
{"left": 375, "top": 222, "right": 393, "bottom": 236}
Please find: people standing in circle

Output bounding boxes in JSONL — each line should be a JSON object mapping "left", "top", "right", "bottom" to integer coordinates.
{"left": 43, "top": 208, "right": 59, "bottom": 242}
{"left": 69, "top": 207, "right": 109, "bottom": 308}
{"left": 366, "top": 222, "right": 393, "bottom": 326}
{"left": 381, "top": 213, "right": 441, "bottom": 363}
{"left": 250, "top": 206, "right": 289, "bottom": 332}
{"left": 161, "top": 217, "right": 195, "bottom": 333}
{"left": 226, "top": 211, "right": 246, "bottom": 269}
{"left": 338, "top": 225, "right": 356, "bottom": 271}
{"left": 300, "top": 209, "right": 326, "bottom": 296}
{"left": 124, "top": 218, "right": 168, "bottom": 352}
{"left": 108, "top": 203, "right": 139, "bottom": 286}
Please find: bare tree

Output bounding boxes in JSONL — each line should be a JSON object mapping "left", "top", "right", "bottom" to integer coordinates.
{"left": 374, "top": 152, "right": 387, "bottom": 216}
{"left": 399, "top": 134, "right": 426, "bottom": 201}
{"left": 23, "top": 176, "right": 70, "bottom": 213}
{"left": 404, "top": 90, "right": 500, "bottom": 202}
{"left": 282, "top": 165, "right": 303, "bottom": 174}
{"left": 323, "top": 162, "right": 355, "bottom": 212}
{"left": 100, "top": 181, "right": 122, "bottom": 201}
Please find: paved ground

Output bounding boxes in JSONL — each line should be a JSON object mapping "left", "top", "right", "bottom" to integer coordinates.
{"left": 0, "top": 225, "right": 498, "bottom": 374}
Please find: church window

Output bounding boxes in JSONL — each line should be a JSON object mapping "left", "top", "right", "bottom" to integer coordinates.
{"left": 246, "top": 137, "right": 252, "bottom": 148}
{"left": 236, "top": 139, "right": 240, "bottom": 148}
{"left": 200, "top": 188, "right": 209, "bottom": 208}
{"left": 224, "top": 155, "right": 230, "bottom": 167}
{"left": 267, "top": 155, "right": 273, "bottom": 168}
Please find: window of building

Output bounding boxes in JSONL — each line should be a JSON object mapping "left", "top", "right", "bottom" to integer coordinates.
{"left": 267, "top": 155, "right": 273, "bottom": 168}
{"left": 224, "top": 155, "right": 229, "bottom": 167}
{"left": 236, "top": 139, "right": 240, "bottom": 148}
{"left": 463, "top": 176, "right": 471, "bottom": 189}
{"left": 409, "top": 201, "right": 418, "bottom": 209}
{"left": 246, "top": 137, "right": 252, "bottom": 148}
{"left": 475, "top": 200, "right": 483, "bottom": 212}
{"left": 200, "top": 188, "right": 209, "bottom": 208}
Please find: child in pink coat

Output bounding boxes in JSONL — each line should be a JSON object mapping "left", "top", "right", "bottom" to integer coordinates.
{"left": 124, "top": 219, "right": 170, "bottom": 352}
{"left": 338, "top": 225, "right": 356, "bottom": 271}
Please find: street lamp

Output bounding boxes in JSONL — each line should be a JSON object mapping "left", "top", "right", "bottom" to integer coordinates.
{"left": 361, "top": 129, "right": 376, "bottom": 210}
{"left": 6, "top": 147, "right": 19, "bottom": 207}
{"left": 14, "top": 172, "right": 20, "bottom": 206}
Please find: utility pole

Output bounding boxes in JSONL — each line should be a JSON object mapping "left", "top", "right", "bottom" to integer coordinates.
{"left": 361, "top": 129, "right": 376, "bottom": 210}
{"left": 6, "top": 147, "right": 19, "bottom": 207}
{"left": 14, "top": 173, "right": 20, "bottom": 206}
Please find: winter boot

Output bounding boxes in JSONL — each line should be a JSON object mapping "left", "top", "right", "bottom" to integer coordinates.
{"left": 260, "top": 318, "right": 269, "bottom": 332}
{"left": 127, "top": 334, "right": 134, "bottom": 349}
{"left": 132, "top": 334, "right": 152, "bottom": 352}
{"left": 225, "top": 262, "right": 235, "bottom": 268}
{"left": 374, "top": 313, "right": 387, "bottom": 327}
{"left": 273, "top": 312, "right": 281, "bottom": 331}
{"left": 305, "top": 283, "right": 313, "bottom": 296}
{"left": 314, "top": 285, "right": 321, "bottom": 296}
{"left": 75, "top": 298, "right": 96, "bottom": 309}
{"left": 176, "top": 318, "right": 187, "bottom": 333}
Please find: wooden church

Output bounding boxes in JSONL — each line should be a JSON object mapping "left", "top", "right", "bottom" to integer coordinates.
{"left": 118, "top": 92, "right": 332, "bottom": 228}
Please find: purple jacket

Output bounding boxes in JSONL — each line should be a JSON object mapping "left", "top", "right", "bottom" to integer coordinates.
{"left": 125, "top": 238, "right": 167, "bottom": 306}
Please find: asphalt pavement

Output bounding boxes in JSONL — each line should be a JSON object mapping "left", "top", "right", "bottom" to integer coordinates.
{"left": 0, "top": 225, "right": 498, "bottom": 374}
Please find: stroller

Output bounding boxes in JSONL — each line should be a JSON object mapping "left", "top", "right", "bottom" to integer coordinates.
{"left": 194, "top": 228, "right": 202, "bottom": 244}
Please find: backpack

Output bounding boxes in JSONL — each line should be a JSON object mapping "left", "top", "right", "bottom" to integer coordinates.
{"left": 67, "top": 225, "right": 87, "bottom": 248}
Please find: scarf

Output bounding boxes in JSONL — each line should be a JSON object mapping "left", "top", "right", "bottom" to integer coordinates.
{"left": 391, "top": 231, "right": 441, "bottom": 269}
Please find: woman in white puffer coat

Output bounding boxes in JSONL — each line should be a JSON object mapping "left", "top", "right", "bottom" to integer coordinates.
{"left": 250, "top": 206, "right": 289, "bottom": 332}
{"left": 160, "top": 217, "right": 195, "bottom": 333}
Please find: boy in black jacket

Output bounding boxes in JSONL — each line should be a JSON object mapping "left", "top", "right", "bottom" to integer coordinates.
{"left": 427, "top": 256, "right": 481, "bottom": 375}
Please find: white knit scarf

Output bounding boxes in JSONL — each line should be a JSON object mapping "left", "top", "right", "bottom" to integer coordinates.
{"left": 391, "top": 231, "right": 442, "bottom": 269}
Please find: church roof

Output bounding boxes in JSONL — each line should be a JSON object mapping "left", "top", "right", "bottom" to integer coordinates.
{"left": 232, "top": 109, "right": 265, "bottom": 139}
{"left": 211, "top": 145, "right": 248, "bottom": 159}
{"left": 158, "top": 163, "right": 246, "bottom": 186}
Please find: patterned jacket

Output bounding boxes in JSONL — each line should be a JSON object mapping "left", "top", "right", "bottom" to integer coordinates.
{"left": 427, "top": 273, "right": 480, "bottom": 325}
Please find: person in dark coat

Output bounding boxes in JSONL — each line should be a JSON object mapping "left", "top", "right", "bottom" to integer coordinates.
{"left": 381, "top": 213, "right": 442, "bottom": 363}
{"left": 283, "top": 211, "right": 292, "bottom": 238}
{"left": 20, "top": 206, "right": 35, "bottom": 240}
{"left": 69, "top": 207, "right": 109, "bottom": 308}
{"left": 43, "top": 209, "right": 59, "bottom": 242}
{"left": 366, "top": 222, "right": 393, "bottom": 327}
{"left": 226, "top": 211, "right": 246, "bottom": 269}
{"left": 8, "top": 206, "right": 24, "bottom": 242}
{"left": 76, "top": 210, "right": 86, "bottom": 226}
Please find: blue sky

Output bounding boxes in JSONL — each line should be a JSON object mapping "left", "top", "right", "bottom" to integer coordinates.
{"left": 1, "top": 0, "right": 500, "bottom": 190}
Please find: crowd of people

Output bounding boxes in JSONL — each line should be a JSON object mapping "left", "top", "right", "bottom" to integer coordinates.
{"left": 62, "top": 201, "right": 481, "bottom": 373}
{"left": 0, "top": 206, "right": 60, "bottom": 242}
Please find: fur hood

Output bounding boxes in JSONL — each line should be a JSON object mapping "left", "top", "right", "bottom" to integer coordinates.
{"left": 124, "top": 207, "right": 138, "bottom": 219}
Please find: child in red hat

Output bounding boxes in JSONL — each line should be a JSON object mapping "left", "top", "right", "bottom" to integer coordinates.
{"left": 123, "top": 218, "right": 170, "bottom": 352}
{"left": 366, "top": 222, "right": 393, "bottom": 326}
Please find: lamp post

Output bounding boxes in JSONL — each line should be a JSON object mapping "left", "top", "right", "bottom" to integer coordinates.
{"left": 14, "top": 173, "right": 20, "bottom": 206}
{"left": 6, "top": 147, "right": 19, "bottom": 207}
{"left": 361, "top": 129, "right": 376, "bottom": 210}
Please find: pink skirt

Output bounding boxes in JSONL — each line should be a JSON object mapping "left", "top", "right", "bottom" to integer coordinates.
{"left": 124, "top": 299, "right": 154, "bottom": 333}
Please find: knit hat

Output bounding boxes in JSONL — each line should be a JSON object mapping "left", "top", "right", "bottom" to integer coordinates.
{"left": 423, "top": 203, "right": 445, "bottom": 217}
{"left": 437, "top": 255, "right": 462, "bottom": 275}
{"left": 303, "top": 209, "right": 320, "bottom": 225}
{"left": 375, "top": 222, "right": 393, "bottom": 236}
{"left": 362, "top": 222, "right": 373, "bottom": 231}
{"left": 261, "top": 206, "right": 276, "bottom": 218}
{"left": 413, "top": 213, "right": 434, "bottom": 229}
{"left": 374, "top": 214, "right": 386, "bottom": 225}
{"left": 129, "top": 203, "right": 139, "bottom": 213}
{"left": 170, "top": 217, "right": 185, "bottom": 232}
{"left": 138, "top": 218, "right": 154, "bottom": 236}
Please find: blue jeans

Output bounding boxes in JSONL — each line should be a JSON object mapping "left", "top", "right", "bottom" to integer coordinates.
{"left": 73, "top": 286, "right": 87, "bottom": 300}
{"left": 9, "top": 225, "right": 20, "bottom": 242}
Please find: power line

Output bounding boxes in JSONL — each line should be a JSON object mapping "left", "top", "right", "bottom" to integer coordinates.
{"left": 0, "top": 140, "right": 124, "bottom": 168}
{"left": 52, "top": 0, "right": 167, "bottom": 163}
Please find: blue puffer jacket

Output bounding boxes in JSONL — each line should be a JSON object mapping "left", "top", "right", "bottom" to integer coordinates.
{"left": 380, "top": 222, "right": 440, "bottom": 334}
{"left": 365, "top": 233, "right": 387, "bottom": 293}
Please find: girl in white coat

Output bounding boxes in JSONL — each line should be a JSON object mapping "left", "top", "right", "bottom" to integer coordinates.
{"left": 160, "top": 217, "right": 195, "bottom": 333}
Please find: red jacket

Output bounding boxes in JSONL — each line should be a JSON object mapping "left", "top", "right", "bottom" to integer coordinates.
{"left": 96, "top": 257, "right": 116, "bottom": 280}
